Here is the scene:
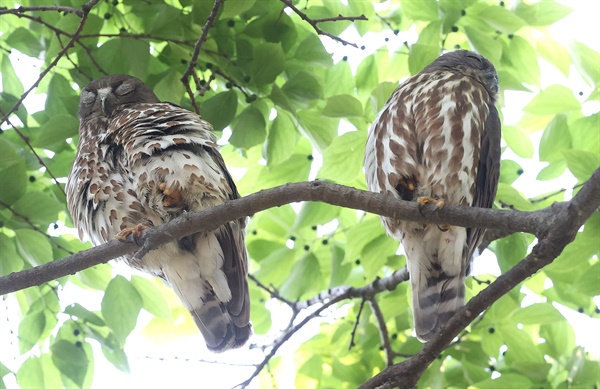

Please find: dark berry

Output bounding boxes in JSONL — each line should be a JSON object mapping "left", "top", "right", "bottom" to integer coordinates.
{"left": 454, "top": 45, "right": 461, "bottom": 49}
{"left": 225, "top": 82, "right": 233, "bottom": 89}
{"left": 75, "top": 341, "right": 82, "bottom": 347}
{"left": 112, "top": 0, "right": 118, "bottom": 5}
{"left": 461, "top": 10, "right": 466, "bottom": 16}
{"left": 451, "top": 26, "right": 458, "bottom": 33}
{"left": 290, "top": 236, "right": 296, "bottom": 241}
{"left": 500, "top": 1, "right": 505, "bottom": 6}
{"left": 578, "top": 307, "right": 584, "bottom": 313}
{"left": 205, "top": 62, "right": 213, "bottom": 69}
{"left": 73, "top": 329, "right": 80, "bottom": 336}
{"left": 53, "top": 224, "right": 59, "bottom": 229}
{"left": 384, "top": 37, "right": 389, "bottom": 42}
{"left": 243, "top": 76, "right": 250, "bottom": 83}
{"left": 391, "top": 333, "right": 398, "bottom": 340}
{"left": 180, "top": 59, "right": 187, "bottom": 64}
{"left": 355, "top": 259, "right": 361, "bottom": 265}
{"left": 579, "top": 91, "right": 584, "bottom": 96}
{"left": 360, "top": 45, "right": 366, "bottom": 50}
{"left": 252, "top": 230, "right": 257, "bottom": 235}
{"left": 311, "top": 226, "right": 317, "bottom": 231}
{"left": 490, "top": 365, "right": 495, "bottom": 371}
{"left": 307, "top": 155, "right": 314, "bottom": 161}
{"left": 322, "top": 239, "right": 328, "bottom": 245}
{"left": 227, "top": 20, "right": 235, "bottom": 27}
{"left": 508, "top": 34, "right": 514, "bottom": 39}
{"left": 517, "top": 169, "right": 524, "bottom": 175}
{"left": 303, "top": 245, "right": 310, "bottom": 251}
{"left": 104, "top": 13, "right": 111, "bottom": 19}
{"left": 342, "top": 56, "right": 348, "bottom": 61}
{"left": 199, "top": 79, "right": 206, "bottom": 86}
{"left": 488, "top": 327, "right": 495, "bottom": 334}
{"left": 393, "top": 29, "right": 399, "bottom": 35}
{"left": 29, "top": 176, "right": 36, "bottom": 182}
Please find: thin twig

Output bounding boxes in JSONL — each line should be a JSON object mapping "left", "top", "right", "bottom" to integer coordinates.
{"left": 348, "top": 298, "right": 366, "bottom": 350}
{"left": 367, "top": 297, "right": 395, "bottom": 367}
{"left": 180, "top": 0, "right": 225, "bottom": 113}
{"left": 248, "top": 274, "right": 295, "bottom": 307}
{"left": 0, "top": 5, "right": 84, "bottom": 17}
{"left": 280, "top": 0, "right": 367, "bottom": 48}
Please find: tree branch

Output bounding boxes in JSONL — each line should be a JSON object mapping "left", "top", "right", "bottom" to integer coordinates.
{"left": 180, "top": 0, "right": 224, "bottom": 113}
{"left": 359, "top": 167, "right": 600, "bottom": 389}
{"left": 4, "top": 171, "right": 598, "bottom": 295}
{"left": 280, "top": 0, "right": 367, "bottom": 48}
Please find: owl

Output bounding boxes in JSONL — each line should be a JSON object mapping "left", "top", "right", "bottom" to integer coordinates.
{"left": 66, "top": 74, "right": 251, "bottom": 351}
{"left": 364, "top": 50, "right": 501, "bottom": 341}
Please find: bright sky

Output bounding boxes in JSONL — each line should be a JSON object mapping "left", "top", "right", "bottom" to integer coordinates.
{"left": 1, "top": 1, "right": 599, "bottom": 388}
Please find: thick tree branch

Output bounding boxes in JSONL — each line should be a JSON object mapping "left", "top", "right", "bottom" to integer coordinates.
{"left": 359, "top": 167, "right": 600, "bottom": 389}
{"left": 3, "top": 172, "right": 599, "bottom": 295}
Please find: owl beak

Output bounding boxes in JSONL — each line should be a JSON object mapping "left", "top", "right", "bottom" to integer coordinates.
{"left": 97, "top": 89, "right": 117, "bottom": 116}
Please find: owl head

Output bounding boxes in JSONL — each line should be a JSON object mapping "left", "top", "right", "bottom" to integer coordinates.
{"left": 78, "top": 74, "right": 160, "bottom": 122}
{"left": 422, "top": 50, "right": 499, "bottom": 100}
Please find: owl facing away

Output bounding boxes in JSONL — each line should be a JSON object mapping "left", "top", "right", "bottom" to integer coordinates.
{"left": 66, "top": 74, "right": 251, "bottom": 352}
{"left": 364, "top": 50, "right": 501, "bottom": 341}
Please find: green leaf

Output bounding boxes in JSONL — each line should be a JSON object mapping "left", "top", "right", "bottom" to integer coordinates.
{"left": 77, "top": 265, "right": 112, "bottom": 290}
{"left": 408, "top": 43, "right": 440, "bottom": 75}
{"left": 280, "top": 253, "right": 321, "bottom": 300}
{"left": 5, "top": 28, "right": 45, "bottom": 58}
{"left": 570, "top": 114, "right": 600, "bottom": 153}
{"left": 322, "top": 95, "right": 363, "bottom": 118}
{"left": 101, "top": 276, "right": 143, "bottom": 346}
{"left": 478, "top": 5, "right": 526, "bottom": 33}
{"left": 568, "top": 262, "right": 600, "bottom": 296}
{"left": 325, "top": 60, "right": 354, "bottom": 97}
{"left": 154, "top": 69, "right": 185, "bottom": 104}
{"left": 361, "top": 235, "right": 397, "bottom": 280}
{"left": 511, "top": 303, "right": 566, "bottom": 325}
{"left": 570, "top": 41, "right": 600, "bottom": 85}
{"left": 536, "top": 160, "right": 566, "bottom": 181}
{"left": 318, "top": 131, "right": 367, "bottom": 183}
{"left": 250, "top": 43, "right": 285, "bottom": 85}
{"left": 563, "top": 150, "right": 600, "bottom": 182}
{"left": 539, "top": 115, "right": 571, "bottom": 163}
{"left": 229, "top": 106, "right": 267, "bottom": 149}
{"left": 515, "top": 1, "right": 573, "bottom": 26}
{"left": 345, "top": 217, "right": 387, "bottom": 264}
{"left": 356, "top": 56, "right": 379, "bottom": 94}
{"left": 492, "top": 232, "right": 529, "bottom": 273}
{"left": 14, "top": 229, "right": 53, "bottom": 267}
{"left": 0, "top": 233, "right": 23, "bottom": 276}
{"left": 64, "top": 303, "right": 105, "bottom": 326}
{"left": 537, "top": 37, "right": 571, "bottom": 77}
{"left": 523, "top": 85, "right": 581, "bottom": 116}
{"left": 499, "top": 160, "right": 524, "bottom": 185}
{"left": 495, "top": 184, "right": 533, "bottom": 212}
{"left": 400, "top": 0, "right": 439, "bottom": 21}
{"left": 502, "top": 126, "right": 533, "bottom": 158}
{"left": 31, "top": 114, "right": 79, "bottom": 149}
{"left": 221, "top": 0, "right": 256, "bottom": 18}
{"left": 200, "top": 90, "right": 237, "bottom": 132}
{"left": 293, "top": 202, "right": 340, "bottom": 231}
{"left": 12, "top": 192, "right": 62, "bottom": 225}
{"left": 95, "top": 39, "right": 151, "bottom": 80}
{"left": 501, "top": 325, "right": 544, "bottom": 363}
{"left": 472, "top": 374, "right": 532, "bottom": 389}
{"left": 0, "top": 138, "right": 27, "bottom": 205}
{"left": 1, "top": 55, "right": 24, "bottom": 97}
{"left": 17, "top": 357, "right": 44, "bottom": 389}
{"left": 297, "top": 110, "right": 338, "bottom": 153}
{"left": 130, "top": 276, "right": 171, "bottom": 321}
{"left": 540, "top": 321, "right": 576, "bottom": 360}
{"left": 295, "top": 35, "right": 333, "bottom": 68}
{"left": 18, "top": 311, "right": 46, "bottom": 354}
{"left": 282, "top": 71, "right": 323, "bottom": 109}
{"left": 265, "top": 111, "right": 296, "bottom": 166}
{"left": 507, "top": 36, "right": 540, "bottom": 87}
{"left": 463, "top": 26, "right": 501, "bottom": 65}
{"left": 50, "top": 340, "right": 89, "bottom": 388}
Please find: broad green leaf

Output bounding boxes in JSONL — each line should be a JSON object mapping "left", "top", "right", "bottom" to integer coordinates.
{"left": 502, "top": 325, "right": 544, "bottom": 363}
{"left": 251, "top": 154, "right": 311, "bottom": 190}
{"left": 503, "top": 126, "right": 533, "bottom": 158}
{"left": 499, "top": 160, "right": 524, "bottom": 185}
{"left": 492, "top": 232, "right": 529, "bottom": 273}
{"left": 229, "top": 106, "right": 267, "bottom": 149}
{"left": 463, "top": 26, "right": 502, "bottom": 65}
{"left": 293, "top": 202, "right": 340, "bottom": 231}
{"left": 325, "top": 60, "right": 354, "bottom": 97}
{"left": 515, "top": 1, "right": 573, "bottom": 26}
{"left": 568, "top": 262, "right": 600, "bottom": 296}
{"left": 95, "top": 39, "right": 151, "bottom": 80}
{"left": 540, "top": 321, "right": 576, "bottom": 360}
{"left": 281, "top": 71, "right": 323, "bottom": 109}
{"left": 361, "top": 235, "right": 397, "bottom": 280}
{"left": 536, "top": 161, "right": 566, "bottom": 181}
{"left": 472, "top": 374, "right": 533, "bottom": 389}
{"left": 131, "top": 276, "right": 171, "bottom": 321}
{"left": 1, "top": 55, "right": 24, "bottom": 97}
{"left": 507, "top": 36, "right": 540, "bottom": 87}
{"left": 570, "top": 41, "right": 600, "bottom": 85}
{"left": 408, "top": 43, "right": 439, "bottom": 75}
{"left": 356, "top": 56, "right": 379, "bottom": 94}
{"left": 537, "top": 37, "right": 571, "bottom": 77}
{"left": 479, "top": 5, "right": 526, "bottom": 33}
{"left": 322, "top": 95, "right": 363, "bottom": 118}
{"left": 563, "top": 150, "right": 600, "bottom": 182}
{"left": 345, "top": 217, "right": 387, "bottom": 264}
{"left": 297, "top": 110, "right": 338, "bottom": 152}
{"left": 539, "top": 115, "right": 571, "bottom": 162}
{"left": 101, "top": 276, "right": 143, "bottom": 346}
{"left": 64, "top": 303, "right": 105, "bottom": 326}
{"left": 154, "top": 69, "right": 185, "bottom": 104}
{"left": 18, "top": 311, "right": 46, "bottom": 354}
{"left": 50, "top": 340, "right": 89, "bottom": 387}
{"left": 250, "top": 43, "right": 285, "bottom": 85}
{"left": 31, "top": 114, "right": 79, "bottom": 150}
{"left": 295, "top": 35, "right": 333, "bottom": 68}
{"left": 401, "top": 0, "right": 438, "bottom": 21}
{"left": 280, "top": 253, "right": 321, "bottom": 300}
{"left": 17, "top": 357, "right": 44, "bottom": 389}
{"left": 495, "top": 184, "right": 533, "bottom": 212}
{"left": 15, "top": 229, "right": 53, "bottom": 267}
{"left": 77, "top": 265, "right": 112, "bottom": 290}
{"left": 523, "top": 85, "right": 581, "bottom": 116}
{"left": 318, "top": 131, "right": 367, "bottom": 183}
{"left": 200, "top": 90, "right": 237, "bottom": 132}
{"left": 511, "top": 303, "right": 566, "bottom": 325}
{"left": 5, "top": 28, "right": 44, "bottom": 58}
{"left": 265, "top": 111, "right": 296, "bottom": 166}
{"left": 0, "top": 138, "right": 27, "bottom": 205}
{"left": 0, "top": 233, "right": 23, "bottom": 276}
{"left": 570, "top": 114, "right": 600, "bottom": 153}
{"left": 221, "top": 0, "right": 256, "bottom": 18}
{"left": 12, "top": 192, "right": 62, "bottom": 226}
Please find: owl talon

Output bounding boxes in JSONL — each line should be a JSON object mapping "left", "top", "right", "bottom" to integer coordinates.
{"left": 116, "top": 224, "right": 150, "bottom": 244}
{"left": 417, "top": 196, "right": 444, "bottom": 209}
{"left": 159, "top": 182, "right": 183, "bottom": 207}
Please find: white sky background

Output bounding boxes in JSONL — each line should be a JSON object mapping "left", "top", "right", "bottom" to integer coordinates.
{"left": 1, "top": 1, "right": 599, "bottom": 388}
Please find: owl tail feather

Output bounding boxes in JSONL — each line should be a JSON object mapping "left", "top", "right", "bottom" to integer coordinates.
{"left": 410, "top": 263, "right": 465, "bottom": 342}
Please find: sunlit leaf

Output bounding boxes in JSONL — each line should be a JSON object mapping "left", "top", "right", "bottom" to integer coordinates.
{"left": 101, "top": 276, "right": 143, "bottom": 346}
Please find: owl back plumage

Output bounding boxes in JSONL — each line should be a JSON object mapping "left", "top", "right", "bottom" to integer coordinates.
{"left": 67, "top": 75, "right": 251, "bottom": 351}
{"left": 364, "top": 51, "right": 501, "bottom": 341}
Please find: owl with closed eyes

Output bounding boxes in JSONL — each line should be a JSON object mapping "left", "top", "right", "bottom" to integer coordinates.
{"left": 66, "top": 74, "right": 251, "bottom": 352}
